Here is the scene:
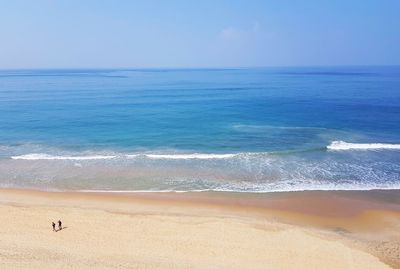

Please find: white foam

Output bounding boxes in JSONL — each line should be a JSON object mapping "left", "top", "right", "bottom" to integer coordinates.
{"left": 11, "top": 152, "right": 238, "bottom": 161}
{"left": 11, "top": 154, "right": 116, "bottom": 160}
{"left": 144, "top": 153, "right": 237, "bottom": 159}
{"left": 125, "top": 154, "right": 139, "bottom": 158}
{"left": 327, "top": 141, "right": 400, "bottom": 150}
{"left": 77, "top": 189, "right": 213, "bottom": 193}
{"left": 76, "top": 185, "right": 400, "bottom": 194}
{"left": 11, "top": 140, "right": 399, "bottom": 161}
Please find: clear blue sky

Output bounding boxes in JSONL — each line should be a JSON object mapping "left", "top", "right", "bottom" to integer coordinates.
{"left": 1, "top": 0, "right": 399, "bottom": 68}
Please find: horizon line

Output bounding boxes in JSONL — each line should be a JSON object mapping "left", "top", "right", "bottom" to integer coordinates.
{"left": 1, "top": 64, "right": 400, "bottom": 71}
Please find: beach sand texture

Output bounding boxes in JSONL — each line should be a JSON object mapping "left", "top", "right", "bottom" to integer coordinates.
{"left": 0, "top": 189, "right": 399, "bottom": 269}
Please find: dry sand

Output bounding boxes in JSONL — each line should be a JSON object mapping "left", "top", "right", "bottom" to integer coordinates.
{"left": 0, "top": 189, "right": 399, "bottom": 269}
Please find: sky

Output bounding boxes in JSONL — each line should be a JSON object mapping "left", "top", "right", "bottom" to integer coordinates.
{"left": 0, "top": 0, "right": 399, "bottom": 68}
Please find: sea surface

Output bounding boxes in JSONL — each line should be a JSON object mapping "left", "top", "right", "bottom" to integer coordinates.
{"left": 0, "top": 67, "right": 399, "bottom": 192}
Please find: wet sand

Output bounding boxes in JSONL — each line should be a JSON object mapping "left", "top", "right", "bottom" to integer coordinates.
{"left": 0, "top": 188, "right": 399, "bottom": 268}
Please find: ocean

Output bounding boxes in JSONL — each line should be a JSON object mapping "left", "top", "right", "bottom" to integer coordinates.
{"left": 0, "top": 67, "right": 399, "bottom": 192}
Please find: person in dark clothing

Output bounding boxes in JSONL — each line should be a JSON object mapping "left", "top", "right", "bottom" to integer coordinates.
{"left": 58, "top": 220, "right": 62, "bottom": 230}
{"left": 52, "top": 222, "right": 56, "bottom": 232}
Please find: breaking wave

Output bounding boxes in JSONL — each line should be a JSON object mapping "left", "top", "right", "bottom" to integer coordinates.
{"left": 138, "top": 153, "right": 237, "bottom": 159}
{"left": 9, "top": 141, "right": 400, "bottom": 161}
{"left": 11, "top": 154, "right": 116, "bottom": 160}
{"left": 3, "top": 144, "right": 400, "bottom": 193}
{"left": 327, "top": 141, "right": 400, "bottom": 151}
{"left": 11, "top": 152, "right": 239, "bottom": 160}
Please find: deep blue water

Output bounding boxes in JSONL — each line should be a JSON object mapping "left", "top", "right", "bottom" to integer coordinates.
{"left": 0, "top": 67, "right": 399, "bottom": 192}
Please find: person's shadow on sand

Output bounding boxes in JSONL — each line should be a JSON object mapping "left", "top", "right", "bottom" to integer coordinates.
{"left": 55, "top": 227, "right": 68, "bottom": 232}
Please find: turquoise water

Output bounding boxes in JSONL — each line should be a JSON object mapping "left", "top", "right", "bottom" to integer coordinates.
{"left": 0, "top": 67, "right": 399, "bottom": 192}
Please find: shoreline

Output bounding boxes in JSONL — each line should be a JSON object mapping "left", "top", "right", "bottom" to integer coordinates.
{"left": 3, "top": 187, "right": 400, "bottom": 217}
{"left": 0, "top": 188, "right": 399, "bottom": 268}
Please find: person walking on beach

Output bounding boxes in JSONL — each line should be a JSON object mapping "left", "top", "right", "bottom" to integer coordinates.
{"left": 52, "top": 222, "right": 56, "bottom": 232}
{"left": 58, "top": 220, "right": 62, "bottom": 231}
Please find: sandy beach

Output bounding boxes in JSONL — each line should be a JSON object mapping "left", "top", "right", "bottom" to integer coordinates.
{"left": 0, "top": 189, "right": 399, "bottom": 269}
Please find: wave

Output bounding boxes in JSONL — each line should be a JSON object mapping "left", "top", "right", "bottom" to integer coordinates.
{"left": 327, "top": 141, "right": 400, "bottom": 150}
{"left": 77, "top": 189, "right": 214, "bottom": 193}
{"left": 142, "top": 153, "right": 237, "bottom": 159}
{"left": 11, "top": 153, "right": 239, "bottom": 160}
{"left": 76, "top": 185, "right": 400, "bottom": 194}
{"left": 11, "top": 154, "right": 117, "bottom": 160}
{"left": 10, "top": 140, "right": 400, "bottom": 160}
